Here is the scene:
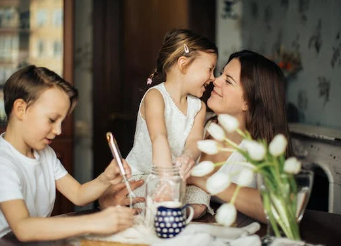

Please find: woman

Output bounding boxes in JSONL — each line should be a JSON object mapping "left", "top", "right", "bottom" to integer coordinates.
{"left": 188, "top": 50, "right": 292, "bottom": 223}
{"left": 99, "top": 50, "right": 292, "bottom": 223}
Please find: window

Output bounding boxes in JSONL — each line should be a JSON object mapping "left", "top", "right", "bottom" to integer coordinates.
{"left": 0, "top": 0, "right": 64, "bottom": 126}
{"left": 36, "top": 9, "right": 47, "bottom": 27}
{"left": 53, "top": 9, "right": 62, "bottom": 27}
{"left": 37, "top": 39, "right": 44, "bottom": 57}
{"left": 53, "top": 40, "right": 62, "bottom": 57}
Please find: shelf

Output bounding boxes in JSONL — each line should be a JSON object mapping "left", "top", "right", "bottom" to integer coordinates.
{"left": 289, "top": 123, "right": 341, "bottom": 142}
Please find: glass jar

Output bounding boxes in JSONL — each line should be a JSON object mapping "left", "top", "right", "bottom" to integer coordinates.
{"left": 144, "top": 166, "right": 186, "bottom": 226}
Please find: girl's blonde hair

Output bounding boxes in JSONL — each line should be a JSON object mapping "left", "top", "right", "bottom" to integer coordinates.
{"left": 4, "top": 65, "right": 78, "bottom": 120}
{"left": 149, "top": 29, "right": 218, "bottom": 84}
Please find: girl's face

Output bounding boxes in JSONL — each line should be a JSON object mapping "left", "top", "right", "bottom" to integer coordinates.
{"left": 207, "top": 58, "right": 247, "bottom": 117}
{"left": 22, "top": 87, "right": 70, "bottom": 152}
{"left": 185, "top": 51, "right": 217, "bottom": 98}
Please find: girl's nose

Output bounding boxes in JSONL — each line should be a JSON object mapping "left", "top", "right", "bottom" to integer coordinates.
{"left": 210, "top": 72, "right": 216, "bottom": 82}
{"left": 53, "top": 123, "right": 62, "bottom": 136}
{"left": 213, "top": 76, "right": 220, "bottom": 87}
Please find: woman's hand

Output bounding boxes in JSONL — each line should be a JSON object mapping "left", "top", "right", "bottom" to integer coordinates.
{"left": 101, "top": 159, "right": 132, "bottom": 185}
{"left": 187, "top": 175, "right": 209, "bottom": 192}
{"left": 98, "top": 180, "right": 145, "bottom": 213}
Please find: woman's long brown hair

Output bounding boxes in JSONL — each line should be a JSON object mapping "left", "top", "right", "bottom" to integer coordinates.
{"left": 227, "top": 50, "right": 293, "bottom": 157}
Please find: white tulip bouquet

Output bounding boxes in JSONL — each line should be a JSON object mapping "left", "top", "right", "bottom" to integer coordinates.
{"left": 191, "top": 114, "right": 303, "bottom": 241}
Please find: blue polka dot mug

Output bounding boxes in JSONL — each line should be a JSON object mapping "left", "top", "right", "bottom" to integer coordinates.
{"left": 154, "top": 203, "right": 194, "bottom": 239}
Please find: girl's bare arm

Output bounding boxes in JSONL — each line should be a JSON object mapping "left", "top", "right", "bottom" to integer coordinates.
{"left": 183, "top": 101, "right": 207, "bottom": 160}
{"left": 177, "top": 101, "right": 207, "bottom": 179}
{"left": 142, "top": 89, "right": 172, "bottom": 167}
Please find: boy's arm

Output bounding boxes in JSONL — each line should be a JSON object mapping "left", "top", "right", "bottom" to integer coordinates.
{"left": 0, "top": 199, "right": 134, "bottom": 242}
{"left": 143, "top": 89, "right": 173, "bottom": 167}
{"left": 56, "top": 174, "right": 110, "bottom": 206}
{"left": 57, "top": 159, "right": 130, "bottom": 206}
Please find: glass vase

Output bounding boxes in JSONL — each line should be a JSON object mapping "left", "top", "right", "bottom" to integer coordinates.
{"left": 258, "top": 169, "right": 314, "bottom": 244}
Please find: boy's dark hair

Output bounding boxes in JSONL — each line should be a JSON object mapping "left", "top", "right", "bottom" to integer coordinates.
{"left": 4, "top": 65, "right": 78, "bottom": 120}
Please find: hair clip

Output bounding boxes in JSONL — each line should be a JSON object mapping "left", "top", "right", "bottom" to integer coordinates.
{"left": 184, "top": 44, "right": 190, "bottom": 54}
{"left": 147, "top": 78, "right": 153, "bottom": 85}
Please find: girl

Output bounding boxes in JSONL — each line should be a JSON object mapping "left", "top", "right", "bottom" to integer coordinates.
{"left": 125, "top": 29, "right": 218, "bottom": 218}
{"left": 0, "top": 66, "right": 134, "bottom": 241}
{"left": 189, "top": 50, "right": 293, "bottom": 223}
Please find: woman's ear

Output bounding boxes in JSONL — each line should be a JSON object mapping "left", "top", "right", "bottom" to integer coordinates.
{"left": 177, "top": 56, "right": 188, "bottom": 74}
{"left": 242, "top": 100, "right": 248, "bottom": 112}
{"left": 12, "top": 99, "right": 27, "bottom": 121}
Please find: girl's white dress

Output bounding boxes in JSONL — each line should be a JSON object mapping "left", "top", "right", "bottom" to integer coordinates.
{"left": 126, "top": 83, "right": 212, "bottom": 213}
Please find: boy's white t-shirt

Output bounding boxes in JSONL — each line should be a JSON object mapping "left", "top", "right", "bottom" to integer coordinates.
{"left": 0, "top": 133, "right": 68, "bottom": 238}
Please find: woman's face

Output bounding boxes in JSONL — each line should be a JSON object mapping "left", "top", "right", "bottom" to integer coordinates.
{"left": 207, "top": 58, "right": 247, "bottom": 117}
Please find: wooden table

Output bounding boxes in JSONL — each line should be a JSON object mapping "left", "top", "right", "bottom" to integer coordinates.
{"left": 1, "top": 209, "right": 340, "bottom": 246}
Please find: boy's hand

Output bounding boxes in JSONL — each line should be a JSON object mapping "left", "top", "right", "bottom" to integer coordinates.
{"left": 175, "top": 153, "right": 195, "bottom": 180}
{"left": 91, "top": 206, "right": 134, "bottom": 234}
{"left": 102, "top": 159, "right": 132, "bottom": 185}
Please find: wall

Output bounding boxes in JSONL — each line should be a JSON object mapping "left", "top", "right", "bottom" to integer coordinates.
{"left": 216, "top": 0, "right": 242, "bottom": 73}
{"left": 74, "top": 0, "right": 93, "bottom": 210}
{"left": 217, "top": 0, "right": 341, "bottom": 130}
{"left": 243, "top": 0, "right": 341, "bottom": 130}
